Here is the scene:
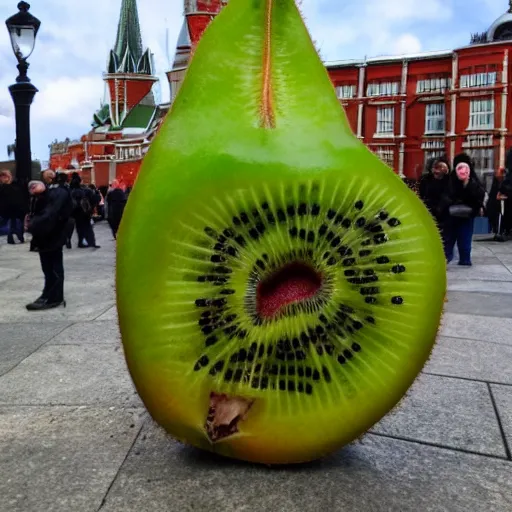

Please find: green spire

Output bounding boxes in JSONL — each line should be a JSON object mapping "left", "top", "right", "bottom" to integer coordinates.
{"left": 112, "top": 0, "right": 144, "bottom": 72}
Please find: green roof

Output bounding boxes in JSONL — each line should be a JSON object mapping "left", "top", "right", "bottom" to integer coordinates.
{"left": 120, "top": 104, "right": 155, "bottom": 129}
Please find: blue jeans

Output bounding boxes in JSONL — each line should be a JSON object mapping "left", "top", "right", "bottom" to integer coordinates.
{"left": 7, "top": 216, "right": 24, "bottom": 243}
{"left": 445, "top": 217, "right": 474, "bottom": 265}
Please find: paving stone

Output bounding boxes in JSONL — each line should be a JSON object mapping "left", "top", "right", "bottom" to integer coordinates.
{"left": 0, "top": 322, "right": 71, "bottom": 377}
{"left": 440, "top": 312, "right": 512, "bottom": 345}
{"left": 371, "top": 374, "right": 505, "bottom": 457}
{"left": 96, "top": 306, "right": 118, "bottom": 321}
{"left": 444, "top": 291, "right": 512, "bottom": 317}
{"left": 468, "top": 244, "right": 495, "bottom": 257}
{"left": 0, "top": 267, "right": 22, "bottom": 284}
{"left": 426, "top": 336, "right": 512, "bottom": 385}
{"left": 0, "top": 406, "right": 145, "bottom": 512}
{"left": 490, "top": 385, "right": 512, "bottom": 456}
{"left": 0, "top": 345, "right": 141, "bottom": 407}
{"left": 497, "top": 254, "right": 512, "bottom": 265}
{"left": 488, "top": 243, "right": 512, "bottom": 255}
{"left": 447, "top": 264, "right": 512, "bottom": 282}
{"left": 447, "top": 280, "right": 512, "bottom": 294}
{"left": 99, "top": 422, "right": 512, "bottom": 512}
{"left": 48, "top": 320, "right": 120, "bottom": 345}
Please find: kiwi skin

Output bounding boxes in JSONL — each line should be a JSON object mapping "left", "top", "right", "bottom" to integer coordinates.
{"left": 116, "top": 0, "right": 447, "bottom": 465}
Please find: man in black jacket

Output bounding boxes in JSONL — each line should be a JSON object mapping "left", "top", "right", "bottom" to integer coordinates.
{"left": 25, "top": 174, "right": 73, "bottom": 311}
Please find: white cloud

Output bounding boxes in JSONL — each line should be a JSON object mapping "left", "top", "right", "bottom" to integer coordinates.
{"left": 32, "top": 76, "right": 104, "bottom": 125}
{"left": 391, "top": 34, "right": 423, "bottom": 55}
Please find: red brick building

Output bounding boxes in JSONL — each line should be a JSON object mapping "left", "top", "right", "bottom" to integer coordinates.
{"left": 328, "top": 38, "right": 511, "bottom": 188}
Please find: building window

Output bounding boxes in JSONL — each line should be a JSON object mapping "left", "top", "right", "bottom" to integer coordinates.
{"left": 460, "top": 72, "right": 497, "bottom": 88}
{"left": 367, "top": 81, "right": 399, "bottom": 97}
{"left": 425, "top": 103, "right": 445, "bottom": 134}
{"left": 376, "top": 107, "right": 394, "bottom": 135}
{"left": 375, "top": 147, "right": 394, "bottom": 167}
{"left": 422, "top": 140, "right": 445, "bottom": 163}
{"left": 468, "top": 99, "right": 494, "bottom": 130}
{"left": 336, "top": 84, "right": 356, "bottom": 99}
{"left": 467, "top": 148, "right": 495, "bottom": 177}
{"left": 416, "top": 77, "right": 451, "bottom": 94}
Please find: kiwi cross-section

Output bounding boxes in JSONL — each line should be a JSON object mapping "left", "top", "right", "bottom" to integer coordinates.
{"left": 116, "top": 0, "right": 446, "bottom": 465}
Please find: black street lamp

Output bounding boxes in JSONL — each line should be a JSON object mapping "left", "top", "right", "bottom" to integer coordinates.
{"left": 5, "top": 1, "right": 40, "bottom": 185}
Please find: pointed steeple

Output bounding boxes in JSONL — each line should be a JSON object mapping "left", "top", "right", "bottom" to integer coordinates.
{"left": 98, "top": 0, "right": 158, "bottom": 130}
{"left": 113, "top": 0, "right": 143, "bottom": 71}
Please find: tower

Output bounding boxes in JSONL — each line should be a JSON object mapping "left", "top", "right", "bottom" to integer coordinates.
{"left": 101, "top": 0, "right": 158, "bottom": 129}
{"left": 167, "top": 0, "right": 228, "bottom": 102}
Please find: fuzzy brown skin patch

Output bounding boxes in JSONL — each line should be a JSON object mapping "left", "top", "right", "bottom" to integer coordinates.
{"left": 205, "top": 392, "right": 254, "bottom": 442}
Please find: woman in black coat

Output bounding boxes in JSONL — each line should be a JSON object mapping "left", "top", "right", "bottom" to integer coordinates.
{"left": 419, "top": 155, "right": 451, "bottom": 256}
{"left": 444, "top": 154, "right": 486, "bottom": 266}
{"left": 106, "top": 180, "right": 127, "bottom": 239}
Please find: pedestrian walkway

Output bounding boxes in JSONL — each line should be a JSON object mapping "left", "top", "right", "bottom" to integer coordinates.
{"left": 1, "top": 224, "right": 511, "bottom": 511}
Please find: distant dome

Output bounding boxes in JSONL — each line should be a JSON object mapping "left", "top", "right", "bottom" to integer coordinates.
{"left": 487, "top": 4, "right": 512, "bottom": 42}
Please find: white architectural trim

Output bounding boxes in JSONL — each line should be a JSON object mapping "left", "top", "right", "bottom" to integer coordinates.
{"left": 500, "top": 49, "right": 509, "bottom": 168}
{"left": 398, "top": 142, "right": 405, "bottom": 177}
{"left": 357, "top": 64, "right": 366, "bottom": 138}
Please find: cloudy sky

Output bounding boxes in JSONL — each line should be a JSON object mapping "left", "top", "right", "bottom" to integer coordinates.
{"left": 0, "top": 0, "right": 508, "bottom": 164}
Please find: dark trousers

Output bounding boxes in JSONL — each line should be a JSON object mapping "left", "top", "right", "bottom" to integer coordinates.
{"left": 108, "top": 217, "right": 121, "bottom": 238}
{"left": 64, "top": 218, "right": 75, "bottom": 248}
{"left": 445, "top": 217, "right": 474, "bottom": 265}
{"left": 75, "top": 217, "right": 96, "bottom": 247}
{"left": 7, "top": 216, "right": 24, "bottom": 243}
{"left": 39, "top": 249, "right": 64, "bottom": 303}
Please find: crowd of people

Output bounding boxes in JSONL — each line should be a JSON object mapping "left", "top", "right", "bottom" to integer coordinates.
{"left": 418, "top": 151, "right": 512, "bottom": 266}
{"left": 1, "top": 154, "right": 511, "bottom": 310}
{"left": 0, "top": 169, "right": 128, "bottom": 311}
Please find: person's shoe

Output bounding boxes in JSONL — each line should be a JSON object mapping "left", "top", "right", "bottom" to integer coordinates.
{"left": 18, "top": 236, "right": 25, "bottom": 243}
{"left": 7, "top": 235, "right": 15, "bottom": 245}
{"left": 458, "top": 261, "right": 472, "bottom": 267}
{"left": 26, "top": 299, "right": 66, "bottom": 311}
{"left": 92, "top": 245, "right": 101, "bottom": 249}
{"left": 66, "top": 241, "right": 72, "bottom": 249}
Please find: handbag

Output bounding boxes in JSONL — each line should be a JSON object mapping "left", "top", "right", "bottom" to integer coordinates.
{"left": 449, "top": 204, "right": 473, "bottom": 218}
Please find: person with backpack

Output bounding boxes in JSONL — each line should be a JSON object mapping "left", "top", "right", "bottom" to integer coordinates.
{"left": 69, "top": 173, "right": 100, "bottom": 249}
{"left": 25, "top": 171, "right": 74, "bottom": 310}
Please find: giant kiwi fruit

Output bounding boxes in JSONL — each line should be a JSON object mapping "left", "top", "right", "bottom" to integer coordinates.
{"left": 116, "top": 0, "right": 446, "bottom": 465}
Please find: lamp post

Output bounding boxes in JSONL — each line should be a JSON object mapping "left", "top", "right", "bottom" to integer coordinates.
{"left": 5, "top": 1, "right": 40, "bottom": 186}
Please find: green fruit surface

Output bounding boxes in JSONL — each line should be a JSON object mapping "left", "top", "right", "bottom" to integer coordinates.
{"left": 116, "top": 0, "right": 447, "bottom": 464}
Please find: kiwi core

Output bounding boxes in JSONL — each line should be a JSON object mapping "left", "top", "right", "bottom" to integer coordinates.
{"left": 256, "top": 262, "right": 323, "bottom": 319}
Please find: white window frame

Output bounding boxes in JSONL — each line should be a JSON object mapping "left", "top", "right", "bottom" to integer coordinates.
{"left": 460, "top": 72, "right": 497, "bottom": 89}
{"left": 416, "top": 77, "right": 451, "bottom": 94}
{"left": 367, "top": 81, "right": 399, "bottom": 97}
{"left": 425, "top": 103, "right": 445, "bottom": 134}
{"left": 467, "top": 148, "right": 494, "bottom": 175}
{"left": 336, "top": 85, "right": 356, "bottom": 99}
{"left": 375, "top": 147, "right": 394, "bottom": 167}
{"left": 375, "top": 107, "right": 394, "bottom": 136}
{"left": 468, "top": 98, "right": 494, "bottom": 130}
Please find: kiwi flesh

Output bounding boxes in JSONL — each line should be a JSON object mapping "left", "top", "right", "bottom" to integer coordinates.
{"left": 116, "top": 0, "right": 446, "bottom": 465}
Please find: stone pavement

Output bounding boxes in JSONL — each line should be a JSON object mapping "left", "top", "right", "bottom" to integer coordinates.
{"left": 1, "top": 223, "right": 511, "bottom": 512}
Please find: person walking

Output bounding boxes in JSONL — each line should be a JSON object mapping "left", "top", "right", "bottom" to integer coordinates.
{"left": 106, "top": 179, "right": 127, "bottom": 239}
{"left": 25, "top": 177, "right": 74, "bottom": 310}
{"left": 419, "top": 156, "right": 452, "bottom": 254}
{"left": 444, "top": 154, "right": 486, "bottom": 266}
{"left": 69, "top": 173, "right": 100, "bottom": 249}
